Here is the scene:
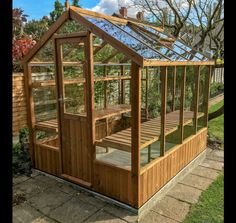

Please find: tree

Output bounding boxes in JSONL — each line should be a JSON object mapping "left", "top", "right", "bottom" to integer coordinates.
{"left": 24, "top": 17, "right": 49, "bottom": 41}
{"left": 13, "top": 8, "right": 28, "bottom": 37}
{"left": 129, "top": 0, "right": 224, "bottom": 60}
{"left": 72, "top": 0, "right": 80, "bottom": 7}
{"left": 49, "top": 0, "right": 64, "bottom": 25}
{"left": 130, "top": 0, "right": 194, "bottom": 38}
{"left": 191, "top": 0, "right": 224, "bottom": 58}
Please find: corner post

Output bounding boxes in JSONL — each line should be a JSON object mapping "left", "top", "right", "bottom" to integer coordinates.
{"left": 23, "top": 63, "right": 35, "bottom": 166}
{"left": 160, "top": 66, "right": 168, "bottom": 156}
{"left": 85, "top": 31, "right": 95, "bottom": 185}
{"left": 204, "top": 65, "right": 213, "bottom": 127}
{"left": 179, "top": 66, "right": 186, "bottom": 143}
{"left": 131, "top": 62, "right": 141, "bottom": 208}
{"left": 193, "top": 66, "right": 200, "bottom": 133}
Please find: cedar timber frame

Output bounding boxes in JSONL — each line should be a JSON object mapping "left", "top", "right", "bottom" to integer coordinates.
{"left": 22, "top": 4, "right": 215, "bottom": 209}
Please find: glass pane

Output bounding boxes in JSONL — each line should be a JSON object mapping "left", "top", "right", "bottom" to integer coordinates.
{"left": 137, "top": 25, "right": 207, "bottom": 61}
{"left": 85, "top": 16, "right": 166, "bottom": 60}
{"left": 64, "top": 83, "right": 86, "bottom": 115}
{"left": 63, "top": 66, "right": 84, "bottom": 79}
{"left": 33, "top": 87, "right": 57, "bottom": 122}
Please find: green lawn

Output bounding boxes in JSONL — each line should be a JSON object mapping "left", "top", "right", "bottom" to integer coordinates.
{"left": 183, "top": 100, "right": 224, "bottom": 223}
{"left": 183, "top": 172, "right": 224, "bottom": 223}
{"left": 208, "top": 100, "right": 224, "bottom": 142}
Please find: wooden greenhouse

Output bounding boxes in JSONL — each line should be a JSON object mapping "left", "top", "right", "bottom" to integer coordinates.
{"left": 22, "top": 5, "right": 215, "bottom": 209}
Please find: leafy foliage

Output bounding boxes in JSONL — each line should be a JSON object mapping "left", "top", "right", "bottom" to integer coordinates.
{"left": 210, "top": 83, "right": 224, "bottom": 97}
{"left": 13, "top": 8, "right": 28, "bottom": 37}
{"left": 24, "top": 17, "right": 49, "bottom": 41}
{"left": 49, "top": 0, "right": 64, "bottom": 26}
{"left": 12, "top": 35, "right": 36, "bottom": 72}
{"left": 13, "top": 128, "right": 32, "bottom": 176}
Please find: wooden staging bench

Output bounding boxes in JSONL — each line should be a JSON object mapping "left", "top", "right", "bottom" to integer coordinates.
{"left": 34, "top": 104, "right": 131, "bottom": 132}
{"left": 96, "top": 110, "right": 204, "bottom": 152}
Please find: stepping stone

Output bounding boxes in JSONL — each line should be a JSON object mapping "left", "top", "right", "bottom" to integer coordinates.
{"left": 151, "top": 196, "right": 190, "bottom": 222}
{"left": 192, "top": 165, "right": 220, "bottom": 180}
{"left": 49, "top": 197, "right": 98, "bottom": 223}
{"left": 200, "top": 159, "right": 224, "bottom": 171}
{"left": 140, "top": 210, "right": 179, "bottom": 223}
{"left": 206, "top": 150, "right": 224, "bottom": 162}
{"left": 180, "top": 174, "right": 214, "bottom": 190}
{"left": 84, "top": 210, "right": 127, "bottom": 223}
{"left": 167, "top": 183, "right": 202, "bottom": 204}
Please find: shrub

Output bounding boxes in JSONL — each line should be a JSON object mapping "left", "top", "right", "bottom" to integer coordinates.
{"left": 12, "top": 35, "right": 36, "bottom": 72}
{"left": 12, "top": 127, "right": 32, "bottom": 176}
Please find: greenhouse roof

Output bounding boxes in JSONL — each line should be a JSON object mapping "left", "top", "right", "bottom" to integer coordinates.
{"left": 22, "top": 5, "right": 215, "bottom": 67}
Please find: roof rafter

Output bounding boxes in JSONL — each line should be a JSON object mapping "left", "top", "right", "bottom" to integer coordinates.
{"left": 102, "top": 50, "right": 120, "bottom": 63}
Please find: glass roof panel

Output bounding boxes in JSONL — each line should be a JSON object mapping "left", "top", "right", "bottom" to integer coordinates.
{"left": 138, "top": 25, "right": 208, "bottom": 61}
{"left": 81, "top": 14, "right": 210, "bottom": 62}
{"left": 84, "top": 16, "right": 169, "bottom": 60}
{"left": 118, "top": 25, "right": 185, "bottom": 61}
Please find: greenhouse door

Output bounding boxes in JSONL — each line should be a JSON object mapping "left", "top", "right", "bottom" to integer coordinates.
{"left": 55, "top": 35, "right": 92, "bottom": 187}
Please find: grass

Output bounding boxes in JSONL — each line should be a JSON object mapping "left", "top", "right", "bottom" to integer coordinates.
{"left": 183, "top": 100, "right": 224, "bottom": 223}
{"left": 208, "top": 100, "right": 224, "bottom": 142}
{"left": 183, "top": 172, "right": 224, "bottom": 223}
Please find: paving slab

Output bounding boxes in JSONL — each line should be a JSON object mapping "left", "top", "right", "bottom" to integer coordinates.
{"left": 55, "top": 181, "right": 79, "bottom": 195}
{"left": 180, "top": 174, "right": 214, "bottom": 190}
{"left": 206, "top": 150, "right": 224, "bottom": 162}
{"left": 13, "top": 203, "right": 43, "bottom": 223}
{"left": 84, "top": 210, "right": 127, "bottom": 223}
{"left": 49, "top": 197, "right": 98, "bottom": 223}
{"left": 139, "top": 210, "right": 179, "bottom": 223}
{"left": 27, "top": 187, "right": 72, "bottom": 215}
{"left": 14, "top": 178, "right": 52, "bottom": 199}
{"left": 151, "top": 196, "right": 190, "bottom": 222}
{"left": 167, "top": 183, "right": 202, "bottom": 204}
{"left": 103, "top": 204, "right": 138, "bottom": 223}
{"left": 206, "top": 148, "right": 213, "bottom": 156}
{"left": 13, "top": 175, "right": 30, "bottom": 185}
{"left": 31, "top": 216, "right": 58, "bottom": 223}
{"left": 200, "top": 159, "right": 224, "bottom": 171}
{"left": 13, "top": 188, "right": 27, "bottom": 206}
{"left": 30, "top": 169, "right": 41, "bottom": 178}
{"left": 191, "top": 165, "right": 220, "bottom": 180}
{"left": 34, "top": 174, "right": 59, "bottom": 186}
{"left": 76, "top": 191, "right": 107, "bottom": 209}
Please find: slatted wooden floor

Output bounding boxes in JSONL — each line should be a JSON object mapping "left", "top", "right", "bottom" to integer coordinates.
{"left": 96, "top": 110, "right": 204, "bottom": 152}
